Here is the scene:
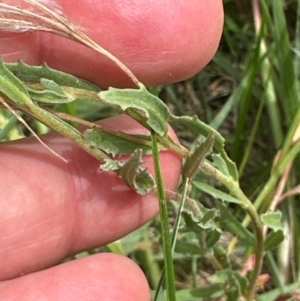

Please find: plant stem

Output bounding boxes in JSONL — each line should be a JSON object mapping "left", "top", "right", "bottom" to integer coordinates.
{"left": 151, "top": 130, "right": 176, "bottom": 301}
{"left": 153, "top": 178, "right": 189, "bottom": 301}
{"left": 201, "top": 161, "right": 264, "bottom": 301}
{"left": 26, "top": 103, "right": 110, "bottom": 163}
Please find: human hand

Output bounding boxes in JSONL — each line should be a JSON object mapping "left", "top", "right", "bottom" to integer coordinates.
{"left": 0, "top": 0, "right": 224, "bottom": 300}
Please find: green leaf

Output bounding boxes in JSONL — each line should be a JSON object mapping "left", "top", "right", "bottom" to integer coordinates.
{"left": 209, "top": 269, "right": 248, "bottom": 295}
{"left": 27, "top": 80, "right": 74, "bottom": 104}
{"left": 84, "top": 128, "right": 152, "bottom": 157}
{"left": 206, "top": 229, "right": 221, "bottom": 248}
{"left": 193, "top": 181, "right": 242, "bottom": 204}
{"left": 211, "top": 153, "right": 230, "bottom": 177}
{"left": 225, "top": 288, "right": 239, "bottom": 300}
{"left": 151, "top": 289, "right": 199, "bottom": 301}
{"left": 182, "top": 132, "right": 215, "bottom": 180}
{"left": 5, "top": 60, "right": 99, "bottom": 91}
{"left": 182, "top": 203, "right": 221, "bottom": 242}
{"left": 0, "top": 58, "right": 32, "bottom": 105}
{"left": 100, "top": 158, "right": 120, "bottom": 171}
{"left": 170, "top": 114, "right": 238, "bottom": 180}
{"left": 217, "top": 202, "right": 255, "bottom": 246}
{"left": 99, "top": 83, "right": 170, "bottom": 136}
{"left": 41, "top": 78, "right": 66, "bottom": 94}
{"left": 214, "top": 245, "right": 231, "bottom": 269}
{"left": 174, "top": 240, "right": 202, "bottom": 255}
{"left": 100, "top": 149, "right": 155, "bottom": 195}
{"left": 191, "top": 284, "right": 224, "bottom": 298}
{"left": 261, "top": 211, "right": 283, "bottom": 231}
{"left": 264, "top": 230, "right": 284, "bottom": 251}
{"left": 194, "top": 270, "right": 248, "bottom": 300}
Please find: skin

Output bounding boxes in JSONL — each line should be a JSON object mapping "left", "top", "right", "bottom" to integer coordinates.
{"left": 0, "top": 0, "right": 224, "bottom": 300}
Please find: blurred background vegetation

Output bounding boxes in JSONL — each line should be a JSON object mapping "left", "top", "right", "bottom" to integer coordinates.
{"left": 1, "top": 0, "right": 300, "bottom": 300}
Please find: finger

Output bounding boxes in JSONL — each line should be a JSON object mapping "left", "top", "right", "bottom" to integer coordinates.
{"left": 0, "top": 253, "right": 150, "bottom": 301}
{"left": 0, "top": 0, "right": 224, "bottom": 87}
{"left": 0, "top": 114, "right": 182, "bottom": 281}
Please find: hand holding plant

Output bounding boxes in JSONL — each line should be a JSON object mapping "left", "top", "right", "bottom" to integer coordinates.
{"left": 0, "top": 1, "right": 223, "bottom": 300}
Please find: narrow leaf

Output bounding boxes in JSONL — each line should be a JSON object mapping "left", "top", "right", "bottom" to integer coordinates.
{"left": 182, "top": 131, "right": 215, "bottom": 180}
{"left": 40, "top": 78, "right": 66, "bottom": 94}
{"left": 0, "top": 58, "right": 32, "bottom": 105}
{"left": 170, "top": 114, "right": 238, "bottom": 180}
{"left": 27, "top": 82, "right": 74, "bottom": 104}
{"left": 5, "top": 60, "right": 99, "bottom": 91}
{"left": 174, "top": 241, "right": 202, "bottom": 255}
{"left": 206, "top": 229, "right": 221, "bottom": 248}
{"left": 217, "top": 202, "right": 255, "bottom": 246}
{"left": 193, "top": 181, "right": 242, "bottom": 204}
{"left": 264, "top": 230, "right": 284, "bottom": 251}
{"left": 191, "top": 284, "right": 224, "bottom": 298}
{"left": 99, "top": 83, "right": 170, "bottom": 136}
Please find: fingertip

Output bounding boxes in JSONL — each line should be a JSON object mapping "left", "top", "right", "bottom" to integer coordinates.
{"left": 0, "top": 115, "right": 181, "bottom": 280}
{"left": 0, "top": 0, "right": 223, "bottom": 87}
{"left": 0, "top": 253, "right": 150, "bottom": 301}
{"left": 45, "top": 0, "right": 224, "bottom": 87}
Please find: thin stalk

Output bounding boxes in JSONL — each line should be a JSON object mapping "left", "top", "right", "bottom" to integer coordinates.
{"left": 239, "top": 86, "right": 265, "bottom": 176}
{"left": 26, "top": 104, "right": 110, "bottom": 163}
{"left": 154, "top": 178, "right": 189, "bottom": 301}
{"left": 229, "top": 107, "right": 300, "bottom": 253}
{"left": 295, "top": 0, "right": 300, "bottom": 80}
{"left": 151, "top": 130, "right": 176, "bottom": 301}
{"left": 252, "top": 0, "right": 283, "bottom": 147}
{"left": 0, "top": 97, "right": 67, "bottom": 162}
{"left": 252, "top": 109, "right": 300, "bottom": 214}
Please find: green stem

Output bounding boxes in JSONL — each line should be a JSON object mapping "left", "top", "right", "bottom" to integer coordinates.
{"left": 154, "top": 178, "right": 189, "bottom": 301}
{"left": 201, "top": 161, "right": 264, "bottom": 301}
{"left": 151, "top": 130, "right": 176, "bottom": 301}
{"left": 125, "top": 109, "right": 188, "bottom": 157}
{"left": 26, "top": 104, "right": 110, "bottom": 163}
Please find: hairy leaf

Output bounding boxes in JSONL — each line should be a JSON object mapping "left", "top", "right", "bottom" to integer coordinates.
{"left": 170, "top": 114, "right": 238, "bottom": 180}
{"left": 182, "top": 131, "right": 215, "bottom": 180}
{"left": 261, "top": 211, "right": 283, "bottom": 231}
{"left": 100, "top": 149, "right": 155, "bottom": 195}
{"left": 84, "top": 128, "right": 152, "bottom": 157}
{"left": 211, "top": 153, "right": 230, "bottom": 177}
{"left": 27, "top": 80, "right": 74, "bottom": 103}
{"left": 5, "top": 60, "right": 99, "bottom": 91}
{"left": 182, "top": 202, "right": 221, "bottom": 248}
{"left": 0, "top": 58, "right": 32, "bottom": 105}
{"left": 99, "top": 83, "right": 170, "bottom": 136}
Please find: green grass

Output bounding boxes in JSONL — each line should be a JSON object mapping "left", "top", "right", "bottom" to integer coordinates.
{"left": 2, "top": 1, "right": 300, "bottom": 300}
{"left": 150, "top": 1, "right": 300, "bottom": 299}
